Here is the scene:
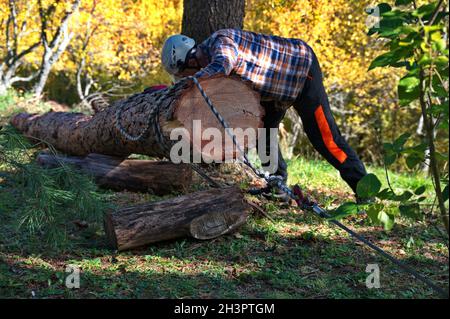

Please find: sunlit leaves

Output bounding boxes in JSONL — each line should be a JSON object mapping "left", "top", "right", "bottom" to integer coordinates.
{"left": 369, "top": 51, "right": 402, "bottom": 70}
{"left": 357, "top": 173, "right": 382, "bottom": 198}
{"left": 328, "top": 202, "right": 359, "bottom": 220}
{"left": 366, "top": 204, "right": 395, "bottom": 231}
{"left": 367, "top": 0, "right": 448, "bottom": 234}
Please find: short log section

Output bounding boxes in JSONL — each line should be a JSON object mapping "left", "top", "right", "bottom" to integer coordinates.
{"left": 104, "top": 186, "right": 250, "bottom": 251}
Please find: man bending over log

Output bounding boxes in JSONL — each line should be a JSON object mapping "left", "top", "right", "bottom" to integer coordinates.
{"left": 161, "top": 29, "right": 368, "bottom": 202}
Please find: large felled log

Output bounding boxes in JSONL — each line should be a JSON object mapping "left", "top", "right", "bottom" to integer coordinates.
{"left": 11, "top": 76, "right": 264, "bottom": 161}
{"left": 104, "top": 186, "right": 250, "bottom": 251}
{"left": 36, "top": 152, "right": 192, "bottom": 195}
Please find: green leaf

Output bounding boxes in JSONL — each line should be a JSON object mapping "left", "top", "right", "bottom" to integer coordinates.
{"left": 412, "top": 3, "right": 438, "bottom": 18}
{"left": 435, "top": 151, "right": 449, "bottom": 161}
{"left": 398, "top": 74, "right": 421, "bottom": 106}
{"left": 418, "top": 54, "right": 432, "bottom": 66}
{"left": 404, "top": 143, "right": 428, "bottom": 155}
{"left": 367, "top": 203, "right": 385, "bottom": 223}
{"left": 378, "top": 3, "right": 393, "bottom": 14}
{"left": 379, "top": 211, "right": 395, "bottom": 231}
{"left": 417, "top": 196, "right": 427, "bottom": 202}
{"left": 369, "top": 51, "right": 401, "bottom": 70}
{"left": 430, "top": 31, "right": 447, "bottom": 52}
{"left": 384, "top": 153, "right": 397, "bottom": 166}
{"left": 434, "top": 56, "right": 449, "bottom": 67}
{"left": 366, "top": 4, "right": 393, "bottom": 35}
{"left": 377, "top": 188, "right": 396, "bottom": 200}
{"left": 443, "top": 185, "right": 449, "bottom": 202}
{"left": 406, "top": 153, "right": 424, "bottom": 169}
{"left": 393, "top": 132, "right": 411, "bottom": 152}
{"left": 399, "top": 76, "right": 420, "bottom": 93}
{"left": 383, "top": 142, "right": 398, "bottom": 166}
{"left": 329, "top": 202, "right": 359, "bottom": 220}
{"left": 414, "top": 185, "right": 426, "bottom": 196}
{"left": 357, "top": 174, "right": 382, "bottom": 198}
{"left": 395, "top": 191, "right": 414, "bottom": 202}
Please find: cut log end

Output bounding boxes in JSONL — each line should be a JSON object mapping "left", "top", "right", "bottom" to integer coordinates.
{"left": 172, "top": 76, "right": 264, "bottom": 161}
{"left": 190, "top": 210, "right": 248, "bottom": 240}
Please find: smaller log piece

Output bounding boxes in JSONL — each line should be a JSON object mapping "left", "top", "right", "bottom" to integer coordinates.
{"left": 104, "top": 186, "right": 250, "bottom": 251}
{"left": 36, "top": 152, "right": 192, "bottom": 195}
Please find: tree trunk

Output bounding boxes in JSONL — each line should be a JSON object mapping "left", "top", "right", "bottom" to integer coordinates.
{"left": 11, "top": 76, "right": 264, "bottom": 161}
{"left": 36, "top": 152, "right": 193, "bottom": 195}
{"left": 33, "top": 0, "right": 80, "bottom": 98}
{"left": 181, "top": 0, "right": 245, "bottom": 43}
{"left": 104, "top": 186, "right": 250, "bottom": 251}
{"left": 0, "top": 83, "right": 7, "bottom": 96}
{"left": 33, "top": 51, "right": 54, "bottom": 98}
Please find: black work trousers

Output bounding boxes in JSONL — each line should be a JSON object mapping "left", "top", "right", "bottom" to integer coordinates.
{"left": 261, "top": 52, "right": 367, "bottom": 193}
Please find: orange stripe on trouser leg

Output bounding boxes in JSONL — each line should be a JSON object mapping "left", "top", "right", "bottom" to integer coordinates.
{"left": 314, "top": 105, "right": 348, "bottom": 164}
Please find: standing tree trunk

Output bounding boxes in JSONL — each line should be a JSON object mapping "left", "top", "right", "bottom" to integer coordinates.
{"left": 181, "top": 0, "right": 245, "bottom": 43}
{"left": 33, "top": 0, "right": 81, "bottom": 98}
{"left": 0, "top": 1, "right": 41, "bottom": 95}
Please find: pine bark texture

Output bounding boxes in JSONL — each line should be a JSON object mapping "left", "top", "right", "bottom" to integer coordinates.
{"left": 181, "top": 0, "right": 245, "bottom": 43}
{"left": 36, "top": 152, "right": 192, "bottom": 195}
{"left": 104, "top": 186, "right": 250, "bottom": 251}
{"left": 10, "top": 76, "right": 264, "bottom": 160}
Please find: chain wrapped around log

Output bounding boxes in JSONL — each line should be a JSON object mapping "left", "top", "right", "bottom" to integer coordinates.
{"left": 10, "top": 76, "right": 265, "bottom": 161}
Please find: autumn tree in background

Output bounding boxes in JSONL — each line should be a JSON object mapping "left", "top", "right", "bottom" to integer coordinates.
{"left": 245, "top": 0, "right": 401, "bottom": 165}
{"left": 0, "top": 0, "right": 182, "bottom": 102}
{"left": 1, "top": 0, "right": 444, "bottom": 174}
{"left": 33, "top": 0, "right": 81, "bottom": 98}
{"left": 63, "top": 0, "right": 182, "bottom": 107}
{"left": 181, "top": 0, "right": 245, "bottom": 43}
{"left": 0, "top": 0, "right": 81, "bottom": 98}
{"left": 0, "top": 0, "right": 40, "bottom": 95}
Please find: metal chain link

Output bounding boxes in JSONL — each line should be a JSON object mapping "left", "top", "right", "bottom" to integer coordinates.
{"left": 114, "top": 79, "right": 190, "bottom": 154}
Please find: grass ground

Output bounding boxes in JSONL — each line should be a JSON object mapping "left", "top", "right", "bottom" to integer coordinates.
{"left": 0, "top": 92, "right": 448, "bottom": 299}
{"left": 0, "top": 156, "right": 448, "bottom": 299}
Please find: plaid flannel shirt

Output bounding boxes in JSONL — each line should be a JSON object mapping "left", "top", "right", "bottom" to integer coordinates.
{"left": 195, "top": 29, "right": 314, "bottom": 102}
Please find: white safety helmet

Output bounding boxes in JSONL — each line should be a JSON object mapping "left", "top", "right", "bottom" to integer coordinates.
{"left": 161, "top": 34, "right": 196, "bottom": 76}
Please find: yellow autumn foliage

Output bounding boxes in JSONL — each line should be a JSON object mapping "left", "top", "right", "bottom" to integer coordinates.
{"left": 1, "top": 0, "right": 409, "bottom": 162}
{"left": 246, "top": 0, "right": 405, "bottom": 161}
{"left": 0, "top": 0, "right": 182, "bottom": 86}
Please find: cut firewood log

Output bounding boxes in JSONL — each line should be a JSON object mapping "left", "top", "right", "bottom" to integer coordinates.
{"left": 10, "top": 76, "right": 264, "bottom": 161}
{"left": 36, "top": 152, "right": 192, "bottom": 195}
{"left": 104, "top": 186, "right": 250, "bottom": 251}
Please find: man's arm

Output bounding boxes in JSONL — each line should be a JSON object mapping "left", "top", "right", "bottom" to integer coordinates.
{"left": 194, "top": 36, "right": 238, "bottom": 78}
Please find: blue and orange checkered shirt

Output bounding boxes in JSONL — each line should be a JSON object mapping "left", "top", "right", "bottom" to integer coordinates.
{"left": 195, "top": 29, "right": 314, "bottom": 102}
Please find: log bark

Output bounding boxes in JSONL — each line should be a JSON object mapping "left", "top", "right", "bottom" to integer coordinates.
{"left": 36, "top": 152, "right": 192, "bottom": 195}
{"left": 11, "top": 76, "right": 264, "bottom": 161}
{"left": 104, "top": 186, "right": 250, "bottom": 251}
